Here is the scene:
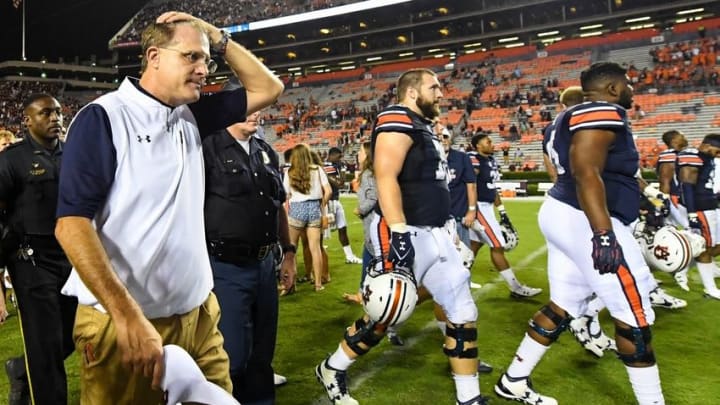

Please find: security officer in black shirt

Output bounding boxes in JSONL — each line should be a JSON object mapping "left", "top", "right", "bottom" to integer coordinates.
{"left": 0, "top": 93, "right": 77, "bottom": 405}
{"left": 203, "top": 109, "right": 296, "bottom": 404}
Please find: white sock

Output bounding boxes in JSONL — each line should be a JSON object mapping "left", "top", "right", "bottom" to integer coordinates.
{"left": 697, "top": 262, "right": 718, "bottom": 292}
{"left": 327, "top": 344, "right": 355, "bottom": 371}
{"left": 437, "top": 321, "right": 447, "bottom": 335}
{"left": 625, "top": 365, "right": 665, "bottom": 405}
{"left": 500, "top": 268, "right": 521, "bottom": 290}
{"left": 506, "top": 333, "right": 550, "bottom": 379}
{"left": 343, "top": 245, "right": 356, "bottom": 259}
{"left": 452, "top": 373, "right": 480, "bottom": 402}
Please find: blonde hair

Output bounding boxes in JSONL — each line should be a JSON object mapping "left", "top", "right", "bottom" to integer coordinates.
{"left": 288, "top": 144, "right": 315, "bottom": 195}
{"left": 140, "top": 20, "right": 205, "bottom": 73}
{"left": 0, "top": 129, "right": 16, "bottom": 144}
{"left": 560, "top": 86, "right": 584, "bottom": 107}
{"left": 359, "top": 141, "right": 373, "bottom": 177}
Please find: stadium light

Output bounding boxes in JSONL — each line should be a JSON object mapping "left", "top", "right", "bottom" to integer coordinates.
{"left": 498, "top": 36, "right": 519, "bottom": 43}
{"left": 338, "top": 61, "right": 354, "bottom": 65}
{"left": 676, "top": 8, "right": 703, "bottom": 15}
{"left": 630, "top": 23, "right": 655, "bottom": 30}
{"left": 398, "top": 52, "right": 414, "bottom": 57}
{"left": 537, "top": 30, "right": 559, "bottom": 37}
{"left": 226, "top": 0, "right": 413, "bottom": 33}
{"left": 465, "top": 50, "right": 476, "bottom": 54}
{"left": 463, "top": 42, "right": 483, "bottom": 48}
{"left": 366, "top": 56, "right": 382, "bottom": 61}
{"left": 625, "top": 16, "right": 651, "bottom": 23}
{"left": 287, "top": 67, "right": 302, "bottom": 71}
{"left": 540, "top": 36, "right": 564, "bottom": 43}
{"left": 428, "top": 48, "right": 445, "bottom": 53}
{"left": 579, "top": 31, "right": 603, "bottom": 37}
{"left": 504, "top": 42, "right": 525, "bottom": 48}
{"left": 341, "top": 65, "right": 357, "bottom": 70}
{"left": 310, "top": 64, "right": 327, "bottom": 69}
{"left": 580, "top": 24, "right": 603, "bottom": 30}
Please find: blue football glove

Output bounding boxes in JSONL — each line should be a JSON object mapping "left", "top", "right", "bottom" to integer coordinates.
{"left": 499, "top": 210, "right": 515, "bottom": 232}
{"left": 688, "top": 213, "right": 703, "bottom": 235}
{"left": 591, "top": 229, "right": 626, "bottom": 275}
{"left": 388, "top": 231, "right": 415, "bottom": 270}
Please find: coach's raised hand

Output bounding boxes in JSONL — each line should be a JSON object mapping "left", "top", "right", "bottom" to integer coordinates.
{"left": 156, "top": 11, "right": 224, "bottom": 48}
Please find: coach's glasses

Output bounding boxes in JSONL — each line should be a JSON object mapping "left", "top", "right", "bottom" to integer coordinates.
{"left": 158, "top": 47, "right": 218, "bottom": 74}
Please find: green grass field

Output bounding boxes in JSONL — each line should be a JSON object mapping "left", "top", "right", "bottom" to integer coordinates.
{"left": 0, "top": 198, "right": 718, "bottom": 404}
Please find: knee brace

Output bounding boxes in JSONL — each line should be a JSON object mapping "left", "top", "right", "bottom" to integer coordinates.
{"left": 344, "top": 317, "right": 385, "bottom": 356}
{"left": 616, "top": 326, "right": 655, "bottom": 365}
{"left": 528, "top": 305, "right": 570, "bottom": 342}
{"left": 443, "top": 323, "right": 478, "bottom": 359}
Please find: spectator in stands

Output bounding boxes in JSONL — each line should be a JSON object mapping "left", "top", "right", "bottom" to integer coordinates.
{"left": 633, "top": 104, "right": 646, "bottom": 120}
{"left": 501, "top": 144, "right": 510, "bottom": 167}
{"left": 513, "top": 147, "right": 523, "bottom": 166}
{"left": 55, "top": 11, "right": 284, "bottom": 403}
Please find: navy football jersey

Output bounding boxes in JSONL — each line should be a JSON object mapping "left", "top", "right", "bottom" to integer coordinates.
{"left": 447, "top": 148, "right": 476, "bottom": 218}
{"left": 547, "top": 101, "right": 640, "bottom": 225}
{"left": 371, "top": 104, "right": 450, "bottom": 227}
{"left": 655, "top": 148, "right": 680, "bottom": 196}
{"left": 471, "top": 153, "right": 500, "bottom": 203}
{"left": 323, "top": 161, "right": 342, "bottom": 200}
{"left": 677, "top": 148, "right": 716, "bottom": 211}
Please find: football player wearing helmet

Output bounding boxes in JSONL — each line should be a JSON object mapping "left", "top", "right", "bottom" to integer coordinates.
{"left": 495, "top": 63, "right": 664, "bottom": 405}
{"left": 468, "top": 133, "right": 541, "bottom": 298}
{"left": 677, "top": 133, "right": 720, "bottom": 299}
{"left": 315, "top": 69, "right": 487, "bottom": 405}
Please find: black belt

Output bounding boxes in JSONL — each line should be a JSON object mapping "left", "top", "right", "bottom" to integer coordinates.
{"left": 207, "top": 239, "right": 274, "bottom": 264}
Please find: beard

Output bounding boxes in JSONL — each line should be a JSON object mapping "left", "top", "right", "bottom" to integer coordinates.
{"left": 617, "top": 88, "right": 633, "bottom": 109}
{"left": 416, "top": 95, "right": 440, "bottom": 120}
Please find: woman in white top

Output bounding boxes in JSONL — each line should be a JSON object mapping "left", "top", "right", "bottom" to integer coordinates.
{"left": 283, "top": 144, "right": 331, "bottom": 291}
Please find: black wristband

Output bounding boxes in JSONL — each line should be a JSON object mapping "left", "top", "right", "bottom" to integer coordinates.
{"left": 282, "top": 244, "right": 296, "bottom": 254}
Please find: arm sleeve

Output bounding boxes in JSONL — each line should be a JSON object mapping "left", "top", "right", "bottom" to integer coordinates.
{"left": 56, "top": 104, "right": 117, "bottom": 219}
{"left": 189, "top": 89, "right": 248, "bottom": 137}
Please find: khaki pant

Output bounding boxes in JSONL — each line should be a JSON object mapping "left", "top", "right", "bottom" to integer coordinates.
{"left": 73, "top": 293, "right": 231, "bottom": 405}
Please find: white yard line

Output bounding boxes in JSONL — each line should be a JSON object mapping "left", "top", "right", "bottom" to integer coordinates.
{"left": 314, "top": 244, "right": 549, "bottom": 403}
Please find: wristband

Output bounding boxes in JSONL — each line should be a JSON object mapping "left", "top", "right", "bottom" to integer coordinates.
{"left": 389, "top": 223, "right": 408, "bottom": 233}
{"left": 497, "top": 204, "right": 505, "bottom": 212}
{"left": 468, "top": 206, "right": 476, "bottom": 211}
{"left": 211, "top": 30, "right": 230, "bottom": 56}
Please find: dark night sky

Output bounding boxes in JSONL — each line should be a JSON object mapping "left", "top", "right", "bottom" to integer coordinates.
{"left": 0, "top": 0, "right": 148, "bottom": 62}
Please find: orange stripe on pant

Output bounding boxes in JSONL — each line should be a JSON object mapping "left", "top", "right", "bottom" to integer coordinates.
{"left": 377, "top": 217, "right": 394, "bottom": 272}
{"left": 475, "top": 210, "right": 502, "bottom": 248}
{"left": 697, "top": 211, "right": 712, "bottom": 247}
{"left": 616, "top": 264, "right": 649, "bottom": 328}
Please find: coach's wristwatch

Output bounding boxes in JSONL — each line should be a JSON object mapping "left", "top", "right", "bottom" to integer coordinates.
{"left": 212, "top": 30, "right": 231, "bottom": 56}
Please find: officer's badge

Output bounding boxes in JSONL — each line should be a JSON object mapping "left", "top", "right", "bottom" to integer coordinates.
{"left": 261, "top": 150, "right": 271, "bottom": 164}
{"left": 29, "top": 162, "right": 45, "bottom": 176}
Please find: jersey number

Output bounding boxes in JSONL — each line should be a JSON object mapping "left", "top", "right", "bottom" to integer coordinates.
{"left": 546, "top": 127, "right": 566, "bottom": 175}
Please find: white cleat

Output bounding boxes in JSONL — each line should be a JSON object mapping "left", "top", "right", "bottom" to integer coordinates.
{"left": 494, "top": 373, "right": 558, "bottom": 405}
{"left": 649, "top": 287, "right": 687, "bottom": 309}
{"left": 315, "top": 358, "right": 358, "bottom": 405}
{"left": 674, "top": 269, "right": 690, "bottom": 292}
{"left": 510, "top": 285, "right": 542, "bottom": 298}
{"left": 345, "top": 256, "right": 362, "bottom": 264}
{"left": 703, "top": 289, "right": 720, "bottom": 300}
{"left": 568, "top": 315, "right": 615, "bottom": 357}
